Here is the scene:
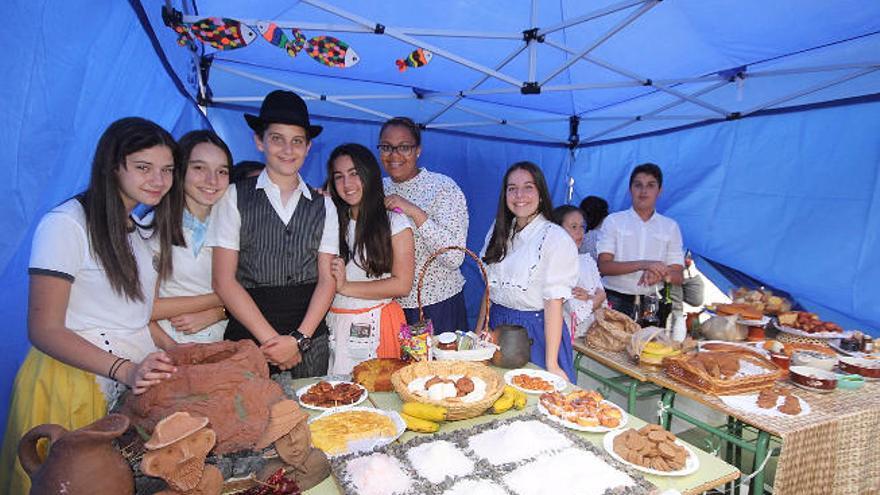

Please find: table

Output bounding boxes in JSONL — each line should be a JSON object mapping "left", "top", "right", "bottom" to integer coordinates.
{"left": 292, "top": 367, "right": 740, "bottom": 495}
{"left": 573, "top": 341, "right": 664, "bottom": 413}
{"left": 573, "top": 345, "right": 880, "bottom": 495}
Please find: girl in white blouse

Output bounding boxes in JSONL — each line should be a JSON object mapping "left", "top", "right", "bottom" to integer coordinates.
{"left": 552, "top": 205, "right": 607, "bottom": 338}
{"left": 325, "top": 144, "right": 415, "bottom": 374}
{"left": 150, "top": 131, "right": 232, "bottom": 344}
{"left": 478, "top": 162, "right": 579, "bottom": 382}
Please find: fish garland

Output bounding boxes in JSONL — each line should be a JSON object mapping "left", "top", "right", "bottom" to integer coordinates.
{"left": 396, "top": 48, "right": 433, "bottom": 72}
{"left": 306, "top": 35, "right": 360, "bottom": 68}
{"left": 161, "top": 6, "right": 196, "bottom": 50}
{"left": 188, "top": 17, "right": 258, "bottom": 50}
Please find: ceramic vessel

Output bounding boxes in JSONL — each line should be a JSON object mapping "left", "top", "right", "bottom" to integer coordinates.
{"left": 18, "top": 413, "right": 133, "bottom": 495}
{"left": 491, "top": 325, "right": 532, "bottom": 369}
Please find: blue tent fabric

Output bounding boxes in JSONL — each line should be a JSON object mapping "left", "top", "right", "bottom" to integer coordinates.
{"left": 1, "top": 0, "right": 879, "bottom": 445}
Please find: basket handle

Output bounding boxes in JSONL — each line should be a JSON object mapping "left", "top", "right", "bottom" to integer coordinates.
{"left": 416, "top": 246, "right": 490, "bottom": 335}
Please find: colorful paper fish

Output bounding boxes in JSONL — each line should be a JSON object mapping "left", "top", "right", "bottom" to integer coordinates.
{"left": 396, "top": 48, "right": 433, "bottom": 72}
{"left": 188, "top": 17, "right": 257, "bottom": 50}
{"left": 306, "top": 35, "right": 360, "bottom": 68}
{"left": 161, "top": 6, "right": 196, "bottom": 50}
{"left": 256, "top": 22, "right": 306, "bottom": 58}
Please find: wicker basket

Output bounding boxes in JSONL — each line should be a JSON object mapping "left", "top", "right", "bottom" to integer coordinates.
{"left": 663, "top": 351, "right": 782, "bottom": 395}
{"left": 775, "top": 331, "right": 833, "bottom": 347}
{"left": 390, "top": 360, "right": 505, "bottom": 420}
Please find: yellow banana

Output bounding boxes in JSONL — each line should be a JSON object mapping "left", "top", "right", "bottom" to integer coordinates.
{"left": 400, "top": 412, "right": 440, "bottom": 433}
{"left": 402, "top": 402, "right": 448, "bottom": 422}
{"left": 491, "top": 394, "right": 515, "bottom": 414}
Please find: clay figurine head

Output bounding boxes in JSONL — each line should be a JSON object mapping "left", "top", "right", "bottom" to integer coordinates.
{"left": 142, "top": 412, "right": 216, "bottom": 493}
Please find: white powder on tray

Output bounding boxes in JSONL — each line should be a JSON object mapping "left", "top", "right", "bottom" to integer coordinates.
{"left": 504, "top": 447, "right": 635, "bottom": 495}
{"left": 345, "top": 453, "right": 413, "bottom": 495}
{"left": 406, "top": 440, "right": 474, "bottom": 483}
{"left": 468, "top": 420, "right": 572, "bottom": 465}
{"left": 442, "top": 478, "right": 510, "bottom": 495}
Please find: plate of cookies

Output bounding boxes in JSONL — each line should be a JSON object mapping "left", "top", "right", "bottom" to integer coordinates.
{"left": 603, "top": 425, "right": 699, "bottom": 477}
{"left": 504, "top": 368, "right": 567, "bottom": 395}
{"left": 296, "top": 380, "right": 368, "bottom": 411}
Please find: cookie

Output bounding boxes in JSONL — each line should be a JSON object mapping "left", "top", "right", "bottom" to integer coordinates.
{"left": 778, "top": 395, "right": 802, "bottom": 416}
{"left": 647, "top": 430, "right": 667, "bottom": 443}
{"left": 658, "top": 441, "right": 678, "bottom": 460}
{"left": 626, "top": 434, "right": 646, "bottom": 451}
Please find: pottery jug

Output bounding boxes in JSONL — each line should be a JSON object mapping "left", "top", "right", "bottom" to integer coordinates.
{"left": 18, "top": 413, "right": 133, "bottom": 495}
{"left": 490, "top": 324, "right": 532, "bottom": 368}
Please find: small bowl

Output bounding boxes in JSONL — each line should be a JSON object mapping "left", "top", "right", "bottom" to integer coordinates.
{"left": 791, "top": 350, "right": 837, "bottom": 371}
{"left": 435, "top": 332, "right": 458, "bottom": 351}
{"left": 837, "top": 374, "right": 865, "bottom": 390}
{"left": 838, "top": 356, "right": 880, "bottom": 379}
{"left": 789, "top": 365, "right": 838, "bottom": 392}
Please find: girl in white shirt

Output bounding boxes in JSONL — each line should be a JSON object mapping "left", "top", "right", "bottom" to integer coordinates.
{"left": 478, "top": 162, "right": 579, "bottom": 382}
{"left": 150, "top": 131, "right": 231, "bottom": 344}
{"left": 0, "top": 118, "right": 180, "bottom": 494}
{"left": 552, "top": 205, "right": 607, "bottom": 338}
{"left": 325, "top": 144, "right": 415, "bottom": 374}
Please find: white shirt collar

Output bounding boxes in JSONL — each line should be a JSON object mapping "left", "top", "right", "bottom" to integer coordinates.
{"left": 628, "top": 206, "right": 657, "bottom": 224}
{"left": 254, "top": 169, "right": 312, "bottom": 200}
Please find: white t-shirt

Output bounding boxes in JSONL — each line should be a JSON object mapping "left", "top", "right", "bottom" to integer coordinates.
{"left": 597, "top": 207, "right": 684, "bottom": 295}
{"left": 481, "top": 215, "right": 579, "bottom": 311}
{"left": 564, "top": 254, "right": 606, "bottom": 337}
{"left": 28, "top": 199, "right": 158, "bottom": 400}
{"left": 206, "top": 169, "right": 339, "bottom": 255}
{"left": 331, "top": 212, "right": 413, "bottom": 310}
{"left": 154, "top": 210, "right": 228, "bottom": 343}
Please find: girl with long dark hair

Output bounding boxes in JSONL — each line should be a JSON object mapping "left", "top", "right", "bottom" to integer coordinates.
{"left": 150, "top": 130, "right": 232, "bottom": 344}
{"left": 478, "top": 162, "right": 579, "bottom": 382}
{"left": 324, "top": 143, "right": 414, "bottom": 374}
{"left": 0, "top": 117, "right": 182, "bottom": 493}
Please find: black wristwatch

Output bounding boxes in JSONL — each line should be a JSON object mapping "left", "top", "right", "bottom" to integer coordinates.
{"left": 287, "top": 329, "right": 313, "bottom": 353}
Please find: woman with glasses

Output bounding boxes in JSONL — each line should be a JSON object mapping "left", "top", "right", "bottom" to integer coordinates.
{"left": 377, "top": 117, "right": 469, "bottom": 333}
{"left": 478, "top": 162, "right": 579, "bottom": 382}
{"left": 324, "top": 143, "right": 415, "bottom": 374}
{"left": 552, "top": 205, "right": 607, "bottom": 339}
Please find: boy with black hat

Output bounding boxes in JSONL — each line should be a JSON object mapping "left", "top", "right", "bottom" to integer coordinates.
{"left": 207, "top": 90, "right": 338, "bottom": 375}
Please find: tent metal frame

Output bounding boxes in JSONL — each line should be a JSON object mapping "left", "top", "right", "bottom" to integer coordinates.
{"left": 183, "top": 0, "right": 880, "bottom": 144}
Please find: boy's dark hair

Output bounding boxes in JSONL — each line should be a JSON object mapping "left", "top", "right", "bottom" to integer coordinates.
{"left": 231, "top": 160, "right": 265, "bottom": 183}
{"left": 551, "top": 205, "right": 583, "bottom": 227}
{"left": 579, "top": 195, "right": 609, "bottom": 231}
{"left": 629, "top": 162, "right": 663, "bottom": 188}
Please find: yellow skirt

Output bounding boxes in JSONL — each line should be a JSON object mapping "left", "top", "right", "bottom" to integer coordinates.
{"left": 0, "top": 348, "right": 107, "bottom": 495}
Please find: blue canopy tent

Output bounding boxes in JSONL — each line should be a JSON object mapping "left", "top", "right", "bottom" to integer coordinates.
{"left": 1, "top": 0, "right": 878, "bottom": 436}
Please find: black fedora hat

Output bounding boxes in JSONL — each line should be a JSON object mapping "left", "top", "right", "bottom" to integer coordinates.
{"left": 244, "top": 90, "right": 323, "bottom": 138}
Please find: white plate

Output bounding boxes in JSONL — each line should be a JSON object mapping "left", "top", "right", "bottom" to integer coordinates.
{"left": 704, "top": 309, "right": 770, "bottom": 326}
{"left": 776, "top": 324, "right": 851, "bottom": 340}
{"left": 308, "top": 406, "right": 406, "bottom": 458}
{"left": 504, "top": 368, "right": 567, "bottom": 394}
{"left": 537, "top": 399, "right": 627, "bottom": 432}
{"left": 296, "top": 380, "right": 368, "bottom": 411}
{"left": 603, "top": 429, "right": 700, "bottom": 477}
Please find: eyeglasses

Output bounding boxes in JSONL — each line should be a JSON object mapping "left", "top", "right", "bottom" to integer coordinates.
{"left": 376, "top": 143, "right": 416, "bottom": 157}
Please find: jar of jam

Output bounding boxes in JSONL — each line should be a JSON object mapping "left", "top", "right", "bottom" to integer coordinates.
{"left": 436, "top": 332, "right": 458, "bottom": 351}
{"left": 863, "top": 335, "right": 874, "bottom": 353}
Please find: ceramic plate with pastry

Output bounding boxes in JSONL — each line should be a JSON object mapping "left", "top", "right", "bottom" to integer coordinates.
{"left": 603, "top": 425, "right": 699, "bottom": 477}
{"left": 537, "top": 389, "right": 627, "bottom": 432}
{"left": 308, "top": 407, "right": 405, "bottom": 457}
{"left": 296, "top": 380, "right": 367, "bottom": 411}
{"left": 504, "top": 369, "right": 567, "bottom": 394}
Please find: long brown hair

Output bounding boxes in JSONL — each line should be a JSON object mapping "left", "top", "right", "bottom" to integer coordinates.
{"left": 482, "top": 161, "right": 555, "bottom": 265}
{"left": 326, "top": 143, "right": 393, "bottom": 277}
{"left": 80, "top": 117, "right": 183, "bottom": 301}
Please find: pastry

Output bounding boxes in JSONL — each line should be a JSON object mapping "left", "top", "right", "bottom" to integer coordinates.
{"left": 352, "top": 358, "right": 407, "bottom": 392}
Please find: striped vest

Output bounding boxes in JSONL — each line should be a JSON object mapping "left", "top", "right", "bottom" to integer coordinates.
{"left": 235, "top": 177, "right": 326, "bottom": 288}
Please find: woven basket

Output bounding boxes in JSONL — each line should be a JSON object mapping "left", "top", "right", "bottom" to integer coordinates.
{"left": 663, "top": 351, "right": 782, "bottom": 395}
{"left": 776, "top": 331, "right": 832, "bottom": 347}
{"left": 390, "top": 360, "right": 505, "bottom": 420}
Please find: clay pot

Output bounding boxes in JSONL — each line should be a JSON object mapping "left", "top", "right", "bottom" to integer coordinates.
{"left": 490, "top": 324, "right": 532, "bottom": 369}
{"left": 18, "top": 413, "right": 133, "bottom": 495}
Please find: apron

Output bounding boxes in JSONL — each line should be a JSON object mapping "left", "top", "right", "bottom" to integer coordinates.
{"left": 327, "top": 300, "right": 405, "bottom": 375}
{"left": 225, "top": 283, "right": 329, "bottom": 375}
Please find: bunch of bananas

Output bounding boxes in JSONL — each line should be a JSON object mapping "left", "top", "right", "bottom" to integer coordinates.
{"left": 491, "top": 385, "right": 528, "bottom": 414}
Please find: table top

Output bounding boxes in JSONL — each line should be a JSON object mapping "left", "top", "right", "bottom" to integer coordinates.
{"left": 292, "top": 367, "right": 739, "bottom": 495}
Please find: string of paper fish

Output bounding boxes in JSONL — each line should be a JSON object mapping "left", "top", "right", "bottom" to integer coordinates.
{"left": 162, "top": 12, "right": 359, "bottom": 68}
{"left": 396, "top": 48, "right": 433, "bottom": 72}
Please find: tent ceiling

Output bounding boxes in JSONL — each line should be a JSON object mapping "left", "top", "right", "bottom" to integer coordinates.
{"left": 146, "top": 0, "right": 880, "bottom": 145}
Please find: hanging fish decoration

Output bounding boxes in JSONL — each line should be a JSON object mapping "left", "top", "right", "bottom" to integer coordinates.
{"left": 161, "top": 6, "right": 196, "bottom": 50}
{"left": 306, "top": 35, "right": 360, "bottom": 68}
{"left": 256, "top": 22, "right": 306, "bottom": 58}
{"left": 396, "top": 48, "right": 433, "bottom": 72}
{"left": 188, "top": 17, "right": 258, "bottom": 50}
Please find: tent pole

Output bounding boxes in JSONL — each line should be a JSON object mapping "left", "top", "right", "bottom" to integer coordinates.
{"left": 746, "top": 62, "right": 880, "bottom": 78}
{"left": 539, "top": 0, "right": 652, "bottom": 37}
{"left": 426, "top": 99, "right": 567, "bottom": 143}
{"left": 212, "top": 64, "right": 393, "bottom": 119}
{"left": 740, "top": 67, "right": 880, "bottom": 117}
{"left": 581, "top": 79, "right": 730, "bottom": 143}
{"left": 423, "top": 44, "right": 528, "bottom": 124}
{"left": 539, "top": 0, "right": 659, "bottom": 86}
{"left": 300, "top": 0, "right": 524, "bottom": 87}
{"left": 528, "top": 0, "right": 539, "bottom": 82}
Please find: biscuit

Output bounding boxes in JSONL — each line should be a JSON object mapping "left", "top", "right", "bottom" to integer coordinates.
{"left": 647, "top": 430, "right": 667, "bottom": 442}
{"left": 658, "top": 441, "right": 678, "bottom": 460}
